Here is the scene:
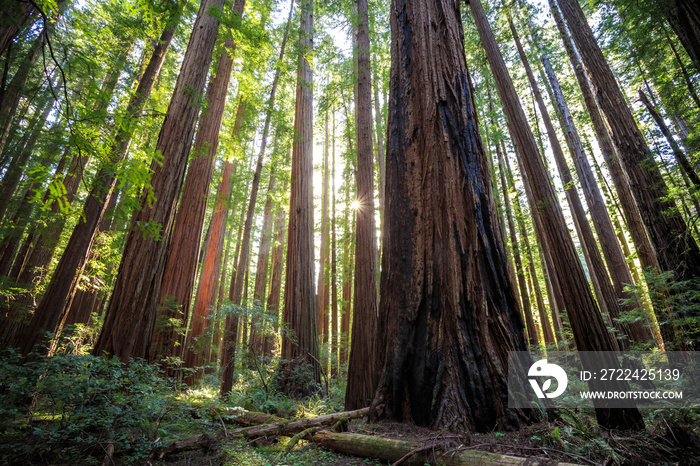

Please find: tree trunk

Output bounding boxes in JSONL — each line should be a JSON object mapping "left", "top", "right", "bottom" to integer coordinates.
{"left": 330, "top": 120, "right": 339, "bottom": 376}
{"left": 184, "top": 160, "right": 233, "bottom": 385}
{"left": 492, "top": 106, "right": 538, "bottom": 347}
{"left": 556, "top": 0, "right": 700, "bottom": 287}
{"left": 370, "top": 0, "right": 532, "bottom": 433}
{"left": 638, "top": 89, "right": 700, "bottom": 188}
{"left": 657, "top": 0, "right": 700, "bottom": 75}
{"left": 469, "top": 0, "right": 643, "bottom": 429}
{"left": 265, "top": 192, "right": 287, "bottom": 356}
{"left": 346, "top": 0, "right": 378, "bottom": 410}
{"left": 506, "top": 156, "right": 555, "bottom": 346}
{"left": 317, "top": 111, "right": 330, "bottom": 345}
{"left": 16, "top": 15, "right": 180, "bottom": 356}
{"left": 249, "top": 170, "right": 276, "bottom": 357}
{"left": 311, "top": 430, "right": 579, "bottom": 466}
{"left": 151, "top": 0, "right": 243, "bottom": 366}
{"left": 278, "top": 0, "right": 320, "bottom": 394}
{"left": 93, "top": 0, "right": 224, "bottom": 362}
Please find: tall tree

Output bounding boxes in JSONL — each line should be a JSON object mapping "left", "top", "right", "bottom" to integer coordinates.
{"left": 277, "top": 0, "right": 320, "bottom": 394}
{"left": 151, "top": 0, "right": 244, "bottom": 366}
{"left": 345, "top": 0, "right": 378, "bottom": 410}
{"left": 93, "top": 0, "right": 225, "bottom": 362}
{"left": 555, "top": 0, "right": 700, "bottom": 289}
{"left": 184, "top": 160, "right": 233, "bottom": 385}
{"left": 370, "top": 0, "right": 532, "bottom": 432}
{"left": 469, "top": 0, "right": 643, "bottom": 429}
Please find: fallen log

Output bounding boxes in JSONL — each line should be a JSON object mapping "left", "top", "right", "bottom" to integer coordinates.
{"left": 311, "top": 430, "right": 582, "bottom": 466}
{"left": 152, "top": 407, "right": 369, "bottom": 459}
{"left": 153, "top": 433, "right": 214, "bottom": 459}
{"left": 219, "top": 407, "right": 286, "bottom": 426}
{"left": 233, "top": 407, "right": 369, "bottom": 438}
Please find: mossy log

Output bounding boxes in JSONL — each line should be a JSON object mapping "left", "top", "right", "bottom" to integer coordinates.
{"left": 221, "top": 407, "right": 286, "bottom": 426}
{"left": 233, "top": 407, "right": 369, "bottom": 438}
{"left": 311, "top": 430, "right": 581, "bottom": 466}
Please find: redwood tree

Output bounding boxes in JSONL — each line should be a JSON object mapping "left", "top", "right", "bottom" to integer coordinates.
{"left": 468, "top": 0, "right": 642, "bottom": 429}
{"left": 93, "top": 0, "right": 225, "bottom": 362}
{"left": 370, "top": 0, "right": 532, "bottom": 433}
{"left": 278, "top": 0, "right": 320, "bottom": 394}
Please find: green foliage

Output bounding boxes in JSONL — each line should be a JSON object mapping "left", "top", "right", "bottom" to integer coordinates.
{"left": 621, "top": 268, "right": 700, "bottom": 350}
{"left": 0, "top": 351, "right": 202, "bottom": 464}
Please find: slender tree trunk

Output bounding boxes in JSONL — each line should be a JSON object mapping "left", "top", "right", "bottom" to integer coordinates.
{"left": 185, "top": 160, "right": 233, "bottom": 385}
{"left": 330, "top": 120, "right": 339, "bottom": 376}
{"left": 0, "top": 1, "right": 35, "bottom": 58}
{"left": 92, "top": 0, "right": 225, "bottom": 362}
{"left": 0, "top": 35, "right": 44, "bottom": 155}
{"left": 317, "top": 112, "right": 330, "bottom": 346}
{"left": 278, "top": 0, "right": 320, "bottom": 394}
{"left": 494, "top": 126, "right": 538, "bottom": 347}
{"left": 638, "top": 89, "right": 700, "bottom": 188}
{"left": 249, "top": 170, "right": 276, "bottom": 357}
{"left": 265, "top": 188, "right": 287, "bottom": 357}
{"left": 346, "top": 0, "right": 378, "bottom": 411}
{"left": 469, "top": 0, "right": 642, "bottom": 429}
{"left": 556, "top": 0, "right": 700, "bottom": 285}
{"left": 656, "top": 0, "right": 700, "bottom": 75}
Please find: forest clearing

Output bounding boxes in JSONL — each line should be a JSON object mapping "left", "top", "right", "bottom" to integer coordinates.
{"left": 1, "top": 0, "right": 700, "bottom": 463}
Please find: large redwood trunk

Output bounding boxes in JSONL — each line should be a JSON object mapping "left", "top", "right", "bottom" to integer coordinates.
{"left": 184, "top": 161, "right": 233, "bottom": 385}
{"left": 93, "top": 0, "right": 224, "bottom": 362}
{"left": 345, "top": 0, "right": 379, "bottom": 410}
{"left": 370, "top": 0, "right": 532, "bottom": 433}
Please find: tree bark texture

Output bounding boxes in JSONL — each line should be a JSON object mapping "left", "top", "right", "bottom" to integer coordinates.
{"left": 371, "top": 0, "right": 531, "bottom": 433}
{"left": 185, "top": 160, "right": 232, "bottom": 385}
{"left": 93, "top": 0, "right": 224, "bottom": 362}
{"left": 279, "top": 0, "right": 320, "bottom": 392}
{"left": 151, "top": 0, "right": 243, "bottom": 365}
{"left": 469, "top": 0, "right": 643, "bottom": 429}
{"left": 346, "top": 0, "right": 378, "bottom": 410}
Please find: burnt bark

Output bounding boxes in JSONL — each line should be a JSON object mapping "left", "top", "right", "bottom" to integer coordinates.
{"left": 370, "top": 0, "right": 532, "bottom": 433}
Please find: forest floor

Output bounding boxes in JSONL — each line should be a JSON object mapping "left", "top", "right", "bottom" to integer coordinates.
{"left": 1, "top": 349, "right": 699, "bottom": 465}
